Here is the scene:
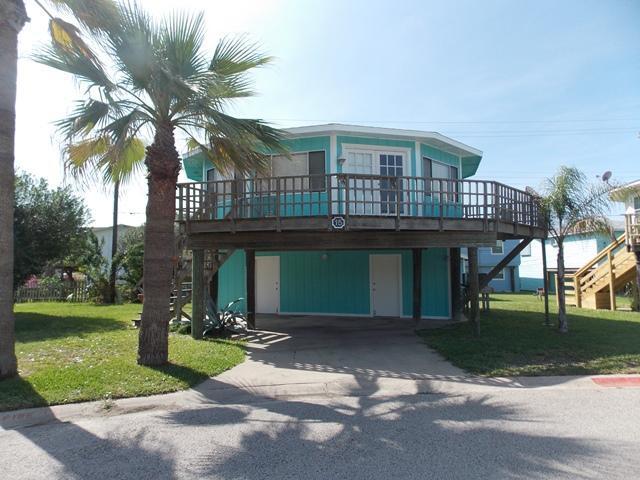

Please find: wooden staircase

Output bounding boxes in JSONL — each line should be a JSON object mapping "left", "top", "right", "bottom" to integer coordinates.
{"left": 562, "top": 234, "right": 637, "bottom": 310}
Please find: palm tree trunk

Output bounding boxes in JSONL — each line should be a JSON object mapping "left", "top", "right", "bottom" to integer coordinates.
{"left": 0, "top": 0, "right": 28, "bottom": 379}
{"left": 137, "top": 124, "right": 180, "bottom": 366}
{"left": 108, "top": 179, "right": 119, "bottom": 304}
{"left": 557, "top": 240, "right": 568, "bottom": 333}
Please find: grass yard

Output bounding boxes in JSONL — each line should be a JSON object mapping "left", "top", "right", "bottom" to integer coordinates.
{"left": 0, "top": 303, "right": 245, "bottom": 411}
{"left": 420, "top": 293, "right": 640, "bottom": 376}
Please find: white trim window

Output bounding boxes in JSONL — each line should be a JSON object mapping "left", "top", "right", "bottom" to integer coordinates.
{"left": 267, "top": 150, "right": 326, "bottom": 192}
{"left": 493, "top": 269, "right": 505, "bottom": 280}
{"left": 341, "top": 146, "right": 409, "bottom": 215}
{"left": 634, "top": 196, "right": 640, "bottom": 213}
{"left": 491, "top": 240, "right": 504, "bottom": 255}
{"left": 423, "top": 157, "right": 459, "bottom": 201}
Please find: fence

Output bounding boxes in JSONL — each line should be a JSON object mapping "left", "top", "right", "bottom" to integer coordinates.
{"left": 14, "top": 281, "right": 89, "bottom": 303}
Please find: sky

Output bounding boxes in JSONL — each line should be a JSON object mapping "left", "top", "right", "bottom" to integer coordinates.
{"left": 14, "top": 0, "right": 640, "bottom": 227}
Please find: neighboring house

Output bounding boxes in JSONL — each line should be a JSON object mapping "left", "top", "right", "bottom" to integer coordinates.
{"left": 462, "top": 240, "right": 522, "bottom": 292}
{"left": 92, "top": 224, "right": 136, "bottom": 267}
{"left": 179, "top": 124, "right": 545, "bottom": 324}
{"left": 610, "top": 179, "right": 640, "bottom": 253}
{"left": 519, "top": 224, "right": 623, "bottom": 293}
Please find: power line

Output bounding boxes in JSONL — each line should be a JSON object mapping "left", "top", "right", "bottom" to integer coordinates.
{"left": 267, "top": 117, "right": 640, "bottom": 126}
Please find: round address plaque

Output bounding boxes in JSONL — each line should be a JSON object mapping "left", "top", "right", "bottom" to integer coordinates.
{"left": 331, "top": 216, "right": 346, "bottom": 230}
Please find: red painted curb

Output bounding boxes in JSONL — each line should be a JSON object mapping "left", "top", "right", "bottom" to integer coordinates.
{"left": 591, "top": 377, "right": 640, "bottom": 387}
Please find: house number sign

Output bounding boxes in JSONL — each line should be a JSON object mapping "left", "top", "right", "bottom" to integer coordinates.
{"left": 331, "top": 216, "right": 346, "bottom": 230}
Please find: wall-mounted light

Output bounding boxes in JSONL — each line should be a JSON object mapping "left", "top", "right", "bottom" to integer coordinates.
{"left": 337, "top": 157, "right": 346, "bottom": 166}
{"left": 321, "top": 253, "right": 329, "bottom": 261}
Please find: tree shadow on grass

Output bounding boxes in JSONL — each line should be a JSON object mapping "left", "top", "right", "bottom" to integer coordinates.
{"left": 15, "top": 312, "right": 125, "bottom": 343}
{"left": 423, "top": 306, "right": 640, "bottom": 375}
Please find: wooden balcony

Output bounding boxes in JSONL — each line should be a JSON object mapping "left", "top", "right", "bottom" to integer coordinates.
{"left": 177, "top": 173, "right": 546, "bottom": 249}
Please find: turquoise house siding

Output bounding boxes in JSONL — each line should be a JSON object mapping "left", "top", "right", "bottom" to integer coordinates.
{"left": 279, "top": 251, "right": 371, "bottom": 314}
{"left": 421, "top": 248, "right": 450, "bottom": 317}
{"left": 420, "top": 143, "right": 460, "bottom": 170}
{"left": 216, "top": 248, "right": 450, "bottom": 318}
{"left": 218, "top": 250, "right": 246, "bottom": 312}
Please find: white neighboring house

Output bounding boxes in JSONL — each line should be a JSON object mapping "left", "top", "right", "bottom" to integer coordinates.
{"left": 519, "top": 221, "right": 624, "bottom": 293}
{"left": 610, "top": 179, "right": 640, "bottom": 253}
{"left": 92, "top": 224, "right": 136, "bottom": 267}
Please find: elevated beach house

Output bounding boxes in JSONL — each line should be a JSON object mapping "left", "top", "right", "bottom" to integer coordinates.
{"left": 178, "top": 124, "right": 545, "bottom": 327}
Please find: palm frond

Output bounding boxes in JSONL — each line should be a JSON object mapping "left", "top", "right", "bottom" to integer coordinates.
{"left": 210, "top": 35, "right": 273, "bottom": 76}
{"left": 55, "top": 99, "right": 111, "bottom": 140}
{"left": 161, "top": 10, "right": 208, "bottom": 81}
{"left": 191, "top": 112, "right": 287, "bottom": 175}
{"left": 48, "top": 0, "right": 120, "bottom": 33}
{"left": 48, "top": 17, "right": 99, "bottom": 62}
{"left": 34, "top": 41, "right": 114, "bottom": 91}
{"left": 106, "top": 1, "right": 158, "bottom": 92}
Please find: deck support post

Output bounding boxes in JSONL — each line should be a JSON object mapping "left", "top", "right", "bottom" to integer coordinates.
{"left": 191, "top": 249, "right": 205, "bottom": 340}
{"left": 635, "top": 251, "right": 640, "bottom": 312}
{"left": 607, "top": 251, "right": 616, "bottom": 311}
{"left": 449, "top": 247, "right": 461, "bottom": 320}
{"left": 412, "top": 248, "right": 422, "bottom": 322}
{"left": 468, "top": 246, "right": 480, "bottom": 336}
{"left": 541, "top": 239, "right": 550, "bottom": 326}
{"left": 208, "top": 249, "right": 219, "bottom": 310}
{"left": 246, "top": 249, "right": 256, "bottom": 330}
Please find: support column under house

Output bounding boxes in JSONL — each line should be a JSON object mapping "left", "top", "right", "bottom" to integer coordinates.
{"left": 468, "top": 246, "right": 480, "bottom": 336}
{"left": 191, "top": 249, "right": 205, "bottom": 339}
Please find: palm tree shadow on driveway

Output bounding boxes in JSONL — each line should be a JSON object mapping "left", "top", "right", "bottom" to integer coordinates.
{"left": 1, "top": 316, "right": 633, "bottom": 479}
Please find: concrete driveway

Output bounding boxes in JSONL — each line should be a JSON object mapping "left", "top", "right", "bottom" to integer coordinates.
{"left": 2, "top": 315, "right": 640, "bottom": 479}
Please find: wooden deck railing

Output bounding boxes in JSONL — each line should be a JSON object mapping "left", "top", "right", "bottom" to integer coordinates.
{"left": 625, "top": 213, "right": 640, "bottom": 252}
{"left": 556, "top": 234, "right": 628, "bottom": 307}
{"left": 177, "top": 173, "right": 546, "bottom": 231}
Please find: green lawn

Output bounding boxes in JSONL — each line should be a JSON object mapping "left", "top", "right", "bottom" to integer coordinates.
{"left": 0, "top": 302, "right": 244, "bottom": 411}
{"left": 420, "top": 293, "right": 640, "bottom": 376}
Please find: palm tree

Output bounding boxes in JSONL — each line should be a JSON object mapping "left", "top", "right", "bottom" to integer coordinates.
{"left": 541, "top": 166, "right": 612, "bottom": 333}
{"left": 63, "top": 130, "right": 146, "bottom": 304}
{"left": 0, "top": 0, "right": 119, "bottom": 378}
{"left": 37, "top": 1, "right": 286, "bottom": 365}
{"left": 0, "top": 0, "right": 29, "bottom": 379}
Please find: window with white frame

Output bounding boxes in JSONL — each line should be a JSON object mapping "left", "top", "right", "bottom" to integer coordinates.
{"left": 423, "top": 157, "right": 459, "bottom": 200}
{"left": 493, "top": 269, "right": 505, "bottom": 280}
{"left": 344, "top": 151, "right": 374, "bottom": 175}
{"left": 491, "top": 240, "right": 504, "bottom": 255}
{"left": 268, "top": 150, "right": 326, "bottom": 191}
{"left": 634, "top": 196, "right": 640, "bottom": 212}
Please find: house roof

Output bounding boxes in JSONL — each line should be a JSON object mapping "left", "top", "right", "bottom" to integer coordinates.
{"left": 183, "top": 123, "right": 484, "bottom": 178}
{"left": 283, "top": 123, "right": 483, "bottom": 158}
{"left": 610, "top": 179, "right": 640, "bottom": 202}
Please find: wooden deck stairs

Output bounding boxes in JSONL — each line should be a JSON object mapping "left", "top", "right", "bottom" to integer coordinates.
{"left": 562, "top": 234, "right": 637, "bottom": 310}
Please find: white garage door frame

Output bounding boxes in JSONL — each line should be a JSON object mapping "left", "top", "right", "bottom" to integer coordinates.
{"left": 255, "top": 255, "right": 280, "bottom": 314}
{"left": 369, "top": 254, "right": 402, "bottom": 317}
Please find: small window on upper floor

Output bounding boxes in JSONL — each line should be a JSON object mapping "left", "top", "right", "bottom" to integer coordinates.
{"left": 423, "top": 157, "right": 459, "bottom": 201}
{"left": 634, "top": 196, "right": 640, "bottom": 212}
{"left": 491, "top": 240, "right": 504, "bottom": 255}
{"left": 270, "top": 151, "right": 326, "bottom": 192}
